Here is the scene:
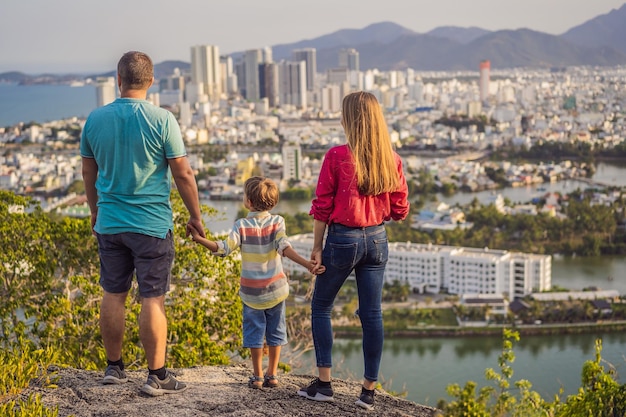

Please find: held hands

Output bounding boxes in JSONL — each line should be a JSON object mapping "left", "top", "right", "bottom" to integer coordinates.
{"left": 306, "top": 259, "right": 326, "bottom": 275}
{"left": 189, "top": 225, "right": 203, "bottom": 242}
{"left": 186, "top": 217, "right": 205, "bottom": 239}
{"left": 308, "top": 248, "right": 325, "bottom": 275}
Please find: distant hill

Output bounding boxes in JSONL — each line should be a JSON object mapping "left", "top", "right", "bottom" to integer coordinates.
{"left": 272, "top": 21, "right": 416, "bottom": 61}
{"left": 305, "top": 27, "right": 626, "bottom": 72}
{"left": 426, "top": 26, "right": 491, "bottom": 44}
{"left": 561, "top": 3, "right": 626, "bottom": 54}
{"left": 0, "top": 60, "right": 190, "bottom": 85}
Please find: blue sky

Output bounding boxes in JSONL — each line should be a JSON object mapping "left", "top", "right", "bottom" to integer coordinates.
{"left": 1, "top": 0, "right": 624, "bottom": 73}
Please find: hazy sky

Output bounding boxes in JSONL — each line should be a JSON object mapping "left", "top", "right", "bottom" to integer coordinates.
{"left": 1, "top": 0, "right": 624, "bottom": 74}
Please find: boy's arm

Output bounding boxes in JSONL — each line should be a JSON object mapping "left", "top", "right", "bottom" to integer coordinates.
{"left": 192, "top": 234, "right": 219, "bottom": 252}
{"left": 282, "top": 246, "right": 314, "bottom": 271}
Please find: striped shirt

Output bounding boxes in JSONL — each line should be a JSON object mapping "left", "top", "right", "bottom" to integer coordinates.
{"left": 213, "top": 211, "right": 291, "bottom": 310}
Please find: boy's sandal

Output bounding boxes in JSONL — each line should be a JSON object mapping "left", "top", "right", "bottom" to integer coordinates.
{"left": 263, "top": 374, "right": 279, "bottom": 388}
{"left": 248, "top": 375, "right": 263, "bottom": 389}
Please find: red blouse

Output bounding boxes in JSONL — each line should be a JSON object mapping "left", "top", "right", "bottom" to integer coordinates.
{"left": 310, "top": 144, "right": 410, "bottom": 227}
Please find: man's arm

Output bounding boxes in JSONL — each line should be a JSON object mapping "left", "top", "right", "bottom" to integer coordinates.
{"left": 168, "top": 156, "right": 206, "bottom": 238}
{"left": 81, "top": 157, "right": 99, "bottom": 232}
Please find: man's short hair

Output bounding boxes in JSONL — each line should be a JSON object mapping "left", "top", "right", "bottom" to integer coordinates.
{"left": 117, "top": 51, "right": 153, "bottom": 90}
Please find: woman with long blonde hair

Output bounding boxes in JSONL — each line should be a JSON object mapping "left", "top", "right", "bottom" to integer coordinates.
{"left": 298, "top": 91, "right": 409, "bottom": 410}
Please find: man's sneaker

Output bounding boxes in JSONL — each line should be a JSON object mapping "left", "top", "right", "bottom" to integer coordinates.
{"left": 355, "top": 386, "right": 375, "bottom": 410}
{"left": 298, "top": 378, "right": 334, "bottom": 402}
{"left": 102, "top": 365, "right": 128, "bottom": 385}
{"left": 140, "top": 371, "right": 188, "bottom": 396}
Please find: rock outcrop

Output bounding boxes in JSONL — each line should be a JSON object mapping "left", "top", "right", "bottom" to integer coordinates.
{"left": 22, "top": 363, "right": 443, "bottom": 416}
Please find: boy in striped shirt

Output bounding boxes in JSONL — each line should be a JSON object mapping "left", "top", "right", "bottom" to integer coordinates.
{"left": 190, "top": 176, "right": 324, "bottom": 389}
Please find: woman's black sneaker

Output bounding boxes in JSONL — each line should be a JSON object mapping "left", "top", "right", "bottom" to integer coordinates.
{"left": 355, "top": 386, "right": 375, "bottom": 410}
{"left": 298, "top": 378, "right": 334, "bottom": 402}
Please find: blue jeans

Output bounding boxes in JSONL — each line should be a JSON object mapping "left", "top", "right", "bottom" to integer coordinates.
{"left": 311, "top": 223, "right": 388, "bottom": 382}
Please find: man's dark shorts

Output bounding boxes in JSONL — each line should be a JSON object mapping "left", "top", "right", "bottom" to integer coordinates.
{"left": 96, "top": 231, "right": 174, "bottom": 298}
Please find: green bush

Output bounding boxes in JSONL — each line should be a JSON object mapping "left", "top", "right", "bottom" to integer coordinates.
{"left": 0, "top": 190, "right": 243, "bottom": 369}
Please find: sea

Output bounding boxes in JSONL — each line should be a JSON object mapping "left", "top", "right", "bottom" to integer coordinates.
{"left": 0, "top": 83, "right": 97, "bottom": 126}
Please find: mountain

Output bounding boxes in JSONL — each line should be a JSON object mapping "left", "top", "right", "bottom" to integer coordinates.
{"left": 426, "top": 26, "right": 491, "bottom": 44}
{"left": 0, "top": 60, "right": 190, "bottom": 85}
{"left": 307, "top": 27, "right": 626, "bottom": 72}
{"left": 272, "top": 21, "right": 416, "bottom": 61}
{"left": 561, "top": 3, "right": 626, "bottom": 54}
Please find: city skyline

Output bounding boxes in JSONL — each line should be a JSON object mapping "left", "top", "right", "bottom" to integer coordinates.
{"left": 1, "top": 0, "right": 624, "bottom": 74}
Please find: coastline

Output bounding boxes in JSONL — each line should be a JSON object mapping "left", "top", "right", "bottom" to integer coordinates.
{"left": 335, "top": 320, "right": 626, "bottom": 338}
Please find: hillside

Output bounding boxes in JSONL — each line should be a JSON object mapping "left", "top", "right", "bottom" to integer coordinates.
{"left": 21, "top": 364, "right": 441, "bottom": 417}
{"left": 561, "top": 3, "right": 626, "bottom": 54}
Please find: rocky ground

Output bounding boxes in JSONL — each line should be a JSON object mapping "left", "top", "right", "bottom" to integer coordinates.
{"left": 21, "top": 364, "right": 443, "bottom": 417}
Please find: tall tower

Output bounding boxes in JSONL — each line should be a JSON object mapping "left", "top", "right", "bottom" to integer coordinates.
{"left": 244, "top": 49, "right": 263, "bottom": 101}
{"left": 479, "top": 60, "right": 490, "bottom": 102}
{"left": 190, "top": 45, "right": 222, "bottom": 102}
{"left": 95, "top": 77, "right": 116, "bottom": 107}
{"left": 292, "top": 48, "right": 316, "bottom": 92}
{"left": 259, "top": 62, "right": 279, "bottom": 107}
{"left": 278, "top": 60, "right": 307, "bottom": 109}
{"left": 339, "top": 48, "right": 359, "bottom": 71}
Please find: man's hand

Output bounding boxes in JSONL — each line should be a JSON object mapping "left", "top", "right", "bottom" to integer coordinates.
{"left": 186, "top": 217, "right": 205, "bottom": 238}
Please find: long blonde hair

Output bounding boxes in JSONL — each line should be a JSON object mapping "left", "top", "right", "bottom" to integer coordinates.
{"left": 342, "top": 91, "right": 399, "bottom": 195}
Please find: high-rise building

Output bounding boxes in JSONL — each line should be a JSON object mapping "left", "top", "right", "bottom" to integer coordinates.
{"left": 244, "top": 49, "right": 263, "bottom": 101}
{"left": 259, "top": 62, "right": 279, "bottom": 107}
{"left": 190, "top": 45, "right": 222, "bottom": 102}
{"left": 278, "top": 60, "right": 307, "bottom": 109}
{"left": 292, "top": 48, "right": 316, "bottom": 92}
{"left": 95, "top": 77, "right": 116, "bottom": 107}
{"left": 282, "top": 144, "right": 302, "bottom": 181}
{"left": 320, "top": 84, "right": 342, "bottom": 113}
{"left": 338, "top": 48, "right": 359, "bottom": 71}
{"left": 479, "top": 60, "right": 490, "bottom": 102}
{"left": 219, "top": 55, "right": 234, "bottom": 96}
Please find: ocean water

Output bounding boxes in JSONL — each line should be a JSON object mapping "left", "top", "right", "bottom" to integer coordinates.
{"left": 0, "top": 84, "right": 97, "bottom": 126}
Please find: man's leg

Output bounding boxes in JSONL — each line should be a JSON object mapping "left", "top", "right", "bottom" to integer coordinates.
{"left": 139, "top": 295, "right": 167, "bottom": 370}
{"left": 100, "top": 290, "right": 129, "bottom": 362}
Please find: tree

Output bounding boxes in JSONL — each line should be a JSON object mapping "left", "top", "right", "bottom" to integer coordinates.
{"left": 0, "top": 190, "right": 243, "bottom": 369}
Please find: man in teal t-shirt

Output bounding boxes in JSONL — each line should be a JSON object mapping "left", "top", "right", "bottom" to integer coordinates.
{"left": 80, "top": 51, "right": 205, "bottom": 396}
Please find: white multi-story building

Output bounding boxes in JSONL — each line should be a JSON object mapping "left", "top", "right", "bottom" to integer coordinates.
{"left": 95, "top": 77, "right": 116, "bottom": 108}
{"left": 190, "top": 45, "right": 222, "bottom": 103}
{"left": 284, "top": 234, "right": 551, "bottom": 299}
{"left": 281, "top": 144, "right": 301, "bottom": 181}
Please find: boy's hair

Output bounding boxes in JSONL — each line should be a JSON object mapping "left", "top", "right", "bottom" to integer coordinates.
{"left": 117, "top": 51, "right": 154, "bottom": 90}
{"left": 244, "top": 176, "right": 279, "bottom": 211}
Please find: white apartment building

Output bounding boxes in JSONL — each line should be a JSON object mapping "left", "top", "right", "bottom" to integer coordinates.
{"left": 284, "top": 234, "right": 551, "bottom": 299}
{"left": 190, "top": 45, "right": 222, "bottom": 103}
{"left": 95, "top": 77, "right": 116, "bottom": 108}
{"left": 281, "top": 144, "right": 301, "bottom": 181}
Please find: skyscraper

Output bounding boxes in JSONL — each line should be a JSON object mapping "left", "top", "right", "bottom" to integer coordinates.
{"left": 244, "top": 49, "right": 263, "bottom": 101}
{"left": 278, "top": 60, "right": 306, "bottom": 109}
{"left": 479, "top": 60, "right": 490, "bottom": 102}
{"left": 292, "top": 48, "right": 316, "bottom": 92}
{"left": 338, "top": 48, "right": 359, "bottom": 71}
{"left": 190, "top": 45, "right": 222, "bottom": 103}
{"left": 259, "top": 62, "right": 279, "bottom": 107}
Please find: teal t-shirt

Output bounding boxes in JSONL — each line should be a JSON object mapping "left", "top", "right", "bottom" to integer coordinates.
{"left": 80, "top": 98, "right": 186, "bottom": 238}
